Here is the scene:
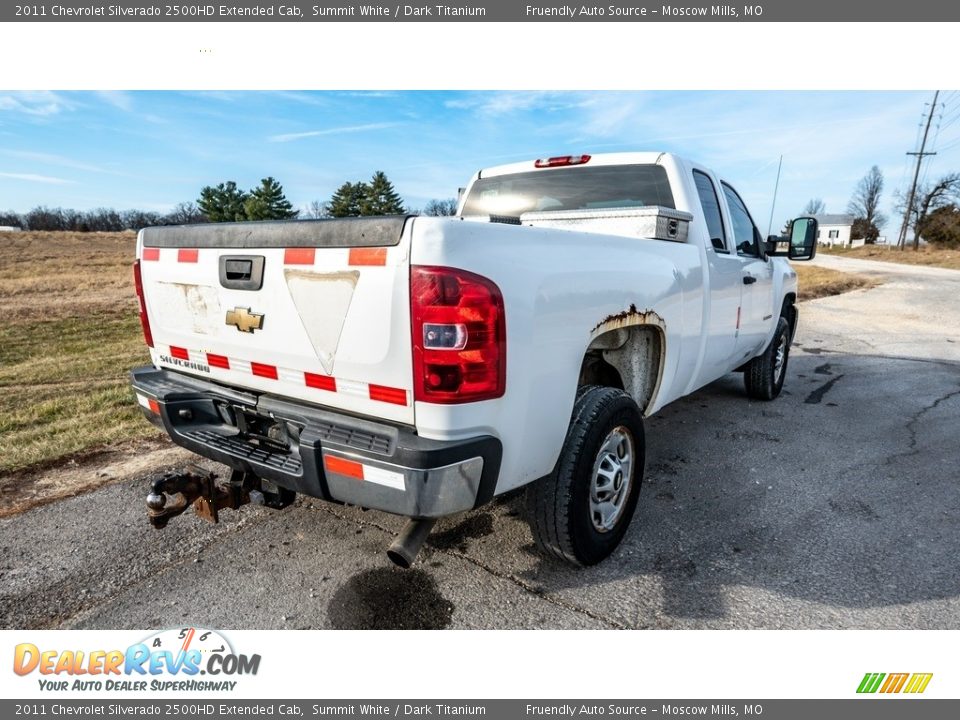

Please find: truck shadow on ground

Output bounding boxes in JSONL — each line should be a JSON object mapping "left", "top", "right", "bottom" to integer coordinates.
{"left": 493, "top": 352, "right": 960, "bottom": 626}
{"left": 322, "top": 352, "right": 960, "bottom": 628}
{"left": 327, "top": 567, "right": 454, "bottom": 629}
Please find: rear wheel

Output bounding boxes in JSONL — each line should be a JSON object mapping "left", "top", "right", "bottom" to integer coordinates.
{"left": 744, "top": 317, "right": 790, "bottom": 400}
{"left": 526, "top": 386, "right": 645, "bottom": 566}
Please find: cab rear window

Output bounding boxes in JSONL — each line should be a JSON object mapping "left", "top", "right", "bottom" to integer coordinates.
{"left": 461, "top": 164, "right": 675, "bottom": 217}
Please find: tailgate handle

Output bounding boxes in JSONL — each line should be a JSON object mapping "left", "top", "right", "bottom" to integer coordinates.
{"left": 219, "top": 255, "right": 265, "bottom": 291}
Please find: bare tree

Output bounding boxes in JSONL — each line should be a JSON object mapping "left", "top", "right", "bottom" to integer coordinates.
{"left": 122, "top": 210, "right": 163, "bottom": 230}
{"left": 802, "top": 198, "right": 825, "bottom": 215}
{"left": 895, "top": 172, "right": 960, "bottom": 247}
{"left": 301, "top": 200, "right": 329, "bottom": 219}
{"left": 0, "top": 211, "right": 22, "bottom": 228}
{"left": 422, "top": 198, "right": 458, "bottom": 216}
{"left": 164, "top": 202, "right": 207, "bottom": 225}
{"left": 847, "top": 166, "right": 886, "bottom": 243}
{"left": 24, "top": 206, "right": 65, "bottom": 231}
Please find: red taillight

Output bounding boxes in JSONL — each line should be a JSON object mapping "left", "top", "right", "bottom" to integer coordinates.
{"left": 534, "top": 154, "right": 591, "bottom": 168}
{"left": 132, "top": 259, "right": 154, "bottom": 348}
{"left": 411, "top": 265, "right": 505, "bottom": 404}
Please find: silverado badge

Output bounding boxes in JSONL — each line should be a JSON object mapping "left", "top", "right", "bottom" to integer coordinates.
{"left": 225, "top": 307, "right": 264, "bottom": 333}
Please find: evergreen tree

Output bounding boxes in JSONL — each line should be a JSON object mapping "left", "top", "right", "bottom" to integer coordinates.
{"left": 328, "top": 181, "right": 369, "bottom": 217}
{"left": 361, "top": 171, "right": 405, "bottom": 215}
{"left": 244, "top": 177, "right": 299, "bottom": 221}
{"left": 918, "top": 204, "right": 960, "bottom": 247}
{"left": 198, "top": 181, "right": 248, "bottom": 222}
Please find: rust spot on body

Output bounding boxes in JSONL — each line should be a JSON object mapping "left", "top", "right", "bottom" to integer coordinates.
{"left": 591, "top": 304, "right": 664, "bottom": 336}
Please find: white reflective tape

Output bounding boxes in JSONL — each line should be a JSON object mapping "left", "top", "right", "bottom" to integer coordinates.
{"left": 362, "top": 465, "right": 405, "bottom": 491}
{"left": 277, "top": 367, "right": 302, "bottom": 384}
{"left": 337, "top": 378, "right": 368, "bottom": 398}
{"left": 135, "top": 394, "right": 151, "bottom": 410}
{"left": 231, "top": 358, "right": 252, "bottom": 375}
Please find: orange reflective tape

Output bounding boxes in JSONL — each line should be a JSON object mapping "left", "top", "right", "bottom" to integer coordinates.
{"left": 284, "top": 247, "right": 315, "bottom": 265}
{"left": 349, "top": 247, "right": 387, "bottom": 266}
{"left": 324, "top": 455, "right": 364, "bottom": 480}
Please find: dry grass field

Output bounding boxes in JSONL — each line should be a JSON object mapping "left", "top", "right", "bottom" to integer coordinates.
{"left": 0, "top": 231, "right": 162, "bottom": 477}
{"left": 821, "top": 243, "right": 960, "bottom": 270}
{"left": 794, "top": 264, "right": 878, "bottom": 301}
{"left": 0, "top": 231, "right": 878, "bottom": 513}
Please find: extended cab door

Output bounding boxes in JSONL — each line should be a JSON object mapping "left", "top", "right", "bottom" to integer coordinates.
{"left": 720, "top": 182, "right": 775, "bottom": 363}
{"left": 691, "top": 168, "right": 743, "bottom": 374}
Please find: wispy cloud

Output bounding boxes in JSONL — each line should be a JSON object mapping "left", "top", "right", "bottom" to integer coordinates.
{"left": 0, "top": 149, "right": 121, "bottom": 175}
{"left": 268, "top": 122, "right": 401, "bottom": 143}
{"left": 0, "top": 171, "right": 75, "bottom": 184}
{"left": 339, "top": 91, "right": 397, "bottom": 99}
{"left": 445, "top": 91, "right": 594, "bottom": 117}
{"left": 186, "top": 91, "right": 242, "bottom": 102}
{"left": 96, "top": 91, "right": 134, "bottom": 112}
{"left": 0, "top": 91, "right": 74, "bottom": 117}
{"left": 270, "top": 91, "right": 328, "bottom": 107}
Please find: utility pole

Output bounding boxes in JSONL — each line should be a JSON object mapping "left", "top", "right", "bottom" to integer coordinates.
{"left": 896, "top": 90, "right": 939, "bottom": 251}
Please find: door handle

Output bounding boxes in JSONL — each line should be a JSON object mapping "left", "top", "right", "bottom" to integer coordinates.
{"left": 743, "top": 275, "right": 757, "bottom": 285}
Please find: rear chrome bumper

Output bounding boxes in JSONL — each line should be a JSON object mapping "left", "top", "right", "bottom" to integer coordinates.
{"left": 130, "top": 366, "right": 502, "bottom": 518}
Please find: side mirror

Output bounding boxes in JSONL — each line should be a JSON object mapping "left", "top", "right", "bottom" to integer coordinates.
{"left": 765, "top": 234, "right": 789, "bottom": 256}
{"left": 765, "top": 217, "right": 818, "bottom": 260}
{"left": 788, "top": 216, "right": 818, "bottom": 261}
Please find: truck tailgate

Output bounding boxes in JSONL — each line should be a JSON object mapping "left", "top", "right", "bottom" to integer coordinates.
{"left": 137, "top": 217, "right": 415, "bottom": 425}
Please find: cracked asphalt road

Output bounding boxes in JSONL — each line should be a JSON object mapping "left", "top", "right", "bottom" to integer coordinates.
{"left": 2, "top": 254, "right": 958, "bottom": 630}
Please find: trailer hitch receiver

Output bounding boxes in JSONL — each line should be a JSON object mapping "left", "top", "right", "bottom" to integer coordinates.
{"left": 146, "top": 464, "right": 253, "bottom": 528}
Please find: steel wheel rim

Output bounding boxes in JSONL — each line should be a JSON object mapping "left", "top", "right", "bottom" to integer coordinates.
{"left": 589, "top": 426, "right": 634, "bottom": 533}
{"left": 773, "top": 334, "right": 788, "bottom": 383}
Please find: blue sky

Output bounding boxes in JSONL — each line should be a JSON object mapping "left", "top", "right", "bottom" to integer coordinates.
{"left": 1, "top": 90, "right": 959, "bottom": 234}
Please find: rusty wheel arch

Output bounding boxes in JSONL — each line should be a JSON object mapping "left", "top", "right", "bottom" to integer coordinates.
{"left": 580, "top": 308, "right": 666, "bottom": 417}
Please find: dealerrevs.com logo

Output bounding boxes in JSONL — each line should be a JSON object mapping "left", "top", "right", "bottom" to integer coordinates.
{"left": 13, "top": 628, "right": 261, "bottom": 692}
{"left": 857, "top": 672, "right": 933, "bottom": 694}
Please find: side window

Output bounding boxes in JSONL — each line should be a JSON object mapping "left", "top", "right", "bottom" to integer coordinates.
{"left": 721, "top": 183, "right": 761, "bottom": 258}
{"left": 692, "top": 170, "right": 727, "bottom": 253}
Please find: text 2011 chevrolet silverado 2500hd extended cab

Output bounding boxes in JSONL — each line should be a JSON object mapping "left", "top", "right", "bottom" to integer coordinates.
{"left": 130, "top": 152, "right": 817, "bottom": 567}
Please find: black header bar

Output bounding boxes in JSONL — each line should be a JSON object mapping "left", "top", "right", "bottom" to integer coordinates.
{"left": 6, "top": 0, "right": 958, "bottom": 22}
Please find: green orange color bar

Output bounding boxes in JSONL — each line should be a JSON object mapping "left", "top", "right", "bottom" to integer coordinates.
{"left": 857, "top": 673, "right": 885, "bottom": 693}
{"left": 879, "top": 673, "right": 909, "bottom": 693}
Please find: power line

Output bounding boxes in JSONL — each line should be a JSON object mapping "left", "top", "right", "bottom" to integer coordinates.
{"left": 896, "top": 90, "right": 939, "bottom": 251}
{"left": 918, "top": 102, "right": 944, "bottom": 190}
{"left": 934, "top": 135, "right": 960, "bottom": 153}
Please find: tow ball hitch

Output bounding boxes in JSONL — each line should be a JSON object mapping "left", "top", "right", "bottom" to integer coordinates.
{"left": 145, "top": 464, "right": 294, "bottom": 528}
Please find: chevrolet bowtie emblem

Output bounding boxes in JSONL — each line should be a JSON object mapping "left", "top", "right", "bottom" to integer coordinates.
{"left": 225, "top": 307, "right": 264, "bottom": 333}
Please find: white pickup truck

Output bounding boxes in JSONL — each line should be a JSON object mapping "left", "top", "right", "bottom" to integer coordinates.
{"left": 131, "top": 152, "right": 817, "bottom": 567}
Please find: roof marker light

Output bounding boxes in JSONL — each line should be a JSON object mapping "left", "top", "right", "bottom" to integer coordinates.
{"left": 534, "top": 154, "right": 591, "bottom": 169}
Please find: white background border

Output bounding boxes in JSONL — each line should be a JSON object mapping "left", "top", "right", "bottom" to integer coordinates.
{"left": 0, "top": 22, "right": 956, "bottom": 90}
{"left": 1, "top": 19, "right": 956, "bottom": 702}
{"left": 2, "top": 629, "right": 954, "bottom": 699}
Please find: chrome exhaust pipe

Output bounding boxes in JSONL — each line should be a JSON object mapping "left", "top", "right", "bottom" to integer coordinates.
{"left": 386, "top": 518, "right": 437, "bottom": 569}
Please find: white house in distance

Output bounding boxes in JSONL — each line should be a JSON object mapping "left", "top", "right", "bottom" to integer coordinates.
{"left": 813, "top": 214, "right": 868, "bottom": 248}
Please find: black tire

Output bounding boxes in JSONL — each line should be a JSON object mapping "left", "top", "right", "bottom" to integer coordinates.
{"left": 526, "top": 385, "right": 645, "bottom": 566}
{"left": 744, "top": 317, "right": 791, "bottom": 401}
